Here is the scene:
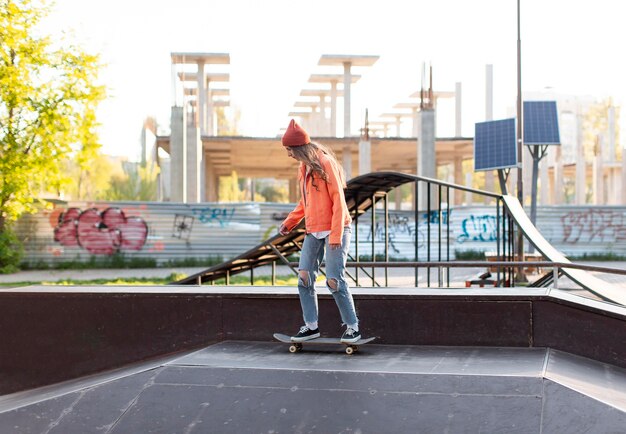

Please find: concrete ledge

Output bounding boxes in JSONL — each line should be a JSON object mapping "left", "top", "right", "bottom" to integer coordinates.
{"left": 1, "top": 285, "right": 624, "bottom": 394}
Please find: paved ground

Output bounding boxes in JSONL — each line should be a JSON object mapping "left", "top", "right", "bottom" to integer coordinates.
{"left": 1, "top": 262, "right": 624, "bottom": 288}
{"left": 0, "top": 267, "right": 207, "bottom": 284}
{"left": 1, "top": 341, "right": 625, "bottom": 433}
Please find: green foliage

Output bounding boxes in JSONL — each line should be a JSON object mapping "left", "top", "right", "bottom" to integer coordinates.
{"left": 454, "top": 249, "right": 486, "bottom": 260}
{"left": 21, "top": 253, "right": 157, "bottom": 270}
{"left": 20, "top": 254, "right": 224, "bottom": 270}
{"left": 219, "top": 171, "right": 247, "bottom": 202}
{"left": 211, "top": 274, "right": 299, "bottom": 286}
{"left": 568, "top": 252, "right": 626, "bottom": 261}
{"left": 103, "top": 162, "right": 158, "bottom": 201}
{"left": 0, "top": 272, "right": 186, "bottom": 287}
{"left": 161, "top": 256, "right": 224, "bottom": 267}
{"left": 0, "top": 226, "right": 23, "bottom": 273}
{"left": 258, "top": 181, "right": 289, "bottom": 203}
{"left": 65, "top": 153, "right": 115, "bottom": 200}
{"left": 0, "top": 0, "right": 105, "bottom": 226}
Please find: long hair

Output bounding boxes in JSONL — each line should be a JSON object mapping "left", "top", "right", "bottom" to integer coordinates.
{"left": 290, "top": 141, "right": 345, "bottom": 189}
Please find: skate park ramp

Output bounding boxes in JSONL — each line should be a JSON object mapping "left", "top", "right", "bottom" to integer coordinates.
{"left": 174, "top": 171, "right": 626, "bottom": 306}
{"left": 1, "top": 341, "right": 625, "bottom": 433}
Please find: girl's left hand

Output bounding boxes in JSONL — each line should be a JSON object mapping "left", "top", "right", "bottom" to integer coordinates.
{"left": 329, "top": 243, "right": 341, "bottom": 250}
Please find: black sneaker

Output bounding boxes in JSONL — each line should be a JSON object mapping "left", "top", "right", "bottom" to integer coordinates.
{"left": 340, "top": 327, "right": 361, "bottom": 344}
{"left": 291, "top": 326, "right": 320, "bottom": 342}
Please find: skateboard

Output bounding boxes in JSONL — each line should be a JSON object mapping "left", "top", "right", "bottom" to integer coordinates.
{"left": 273, "top": 333, "right": 376, "bottom": 355}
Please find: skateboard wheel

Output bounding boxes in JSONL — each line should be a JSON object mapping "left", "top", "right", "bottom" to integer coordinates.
{"left": 345, "top": 346, "right": 355, "bottom": 355}
{"left": 289, "top": 344, "right": 302, "bottom": 353}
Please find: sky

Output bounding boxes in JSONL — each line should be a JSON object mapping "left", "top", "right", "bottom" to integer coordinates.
{"left": 41, "top": 0, "right": 625, "bottom": 160}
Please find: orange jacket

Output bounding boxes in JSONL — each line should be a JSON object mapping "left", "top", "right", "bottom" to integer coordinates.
{"left": 282, "top": 151, "right": 352, "bottom": 244}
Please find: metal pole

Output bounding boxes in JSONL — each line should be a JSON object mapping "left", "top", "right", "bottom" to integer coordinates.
{"left": 445, "top": 187, "right": 450, "bottom": 288}
{"left": 414, "top": 181, "right": 419, "bottom": 287}
{"left": 516, "top": 0, "right": 523, "bottom": 205}
{"left": 384, "top": 193, "right": 389, "bottom": 287}
{"left": 438, "top": 184, "right": 442, "bottom": 287}
{"left": 496, "top": 199, "right": 501, "bottom": 286}
{"left": 355, "top": 204, "right": 359, "bottom": 287}
{"left": 516, "top": 0, "right": 525, "bottom": 279}
{"left": 427, "top": 183, "right": 431, "bottom": 287}
{"left": 371, "top": 194, "right": 376, "bottom": 286}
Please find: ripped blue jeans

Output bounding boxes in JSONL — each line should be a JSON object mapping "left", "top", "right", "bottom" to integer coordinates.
{"left": 297, "top": 226, "right": 358, "bottom": 329}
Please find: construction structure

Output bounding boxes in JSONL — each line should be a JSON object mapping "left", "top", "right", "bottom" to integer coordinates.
{"left": 151, "top": 53, "right": 625, "bottom": 207}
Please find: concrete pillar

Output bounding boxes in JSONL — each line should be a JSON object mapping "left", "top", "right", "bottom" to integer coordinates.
{"left": 186, "top": 125, "right": 202, "bottom": 203}
{"left": 455, "top": 82, "right": 462, "bottom": 137}
{"left": 319, "top": 95, "right": 327, "bottom": 136}
{"left": 465, "top": 172, "right": 473, "bottom": 205}
{"left": 171, "top": 63, "right": 180, "bottom": 107}
{"left": 197, "top": 61, "right": 206, "bottom": 134}
{"left": 575, "top": 114, "right": 586, "bottom": 205}
{"left": 485, "top": 65, "right": 493, "bottom": 121}
{"left": 288, "top": 178, "right": 298, "bottom": 202}
{"left": 553, "top": 146, "right": 564, "bottom": 204}
{"left": 204, "top": 157, "right": 218, "bottom": 202}
{"left": 206, "top": 80, "right": 214, "bottom": 136}
{"left": 159, "top": 158, "right": 171, "bottom": 201}
{"left": 247, "top": 178, "right": 255, "bottom": 202}
{"left": 170, "top": 106, "right": 186, "bottom": 202}
{"left": 622, "top": 145, "right": 626, "bottom": 205}
{"left": 395, "top": 187, "right": 402, "bottom": 210}
{"left": 592, "top": 136, "right": 604, "bottom": 205}
{"left": 343, "top": 62, "right": 352, "bottom": 137}
{"left": 342, "top": 145, "right": 352, "bottom": 180}
{"left": 395, "top": 115, "right": 402, "bottom": 137}
{"left": 358, "top": 139, "right": 371, "bottom": 175}
{"left": 483, "top": 65, "right": 494, "bottom": 195}
{"left": 311, "top": 104, "right": 320, "bottom": 136}
{"left": 417, "top": 109, "right": 436, "bottom": 209}
{"left": 453, "top": 156, "right": 464, "bottom": 205}
{"left": 330, "top": 80, "right": 338, "bottom": 137}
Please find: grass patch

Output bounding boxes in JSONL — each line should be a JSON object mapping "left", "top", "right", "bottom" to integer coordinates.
{"left": 0, "top": 273, "right": 300, "bottom": 287}
{"left": 0, "top": 273, "right": 186, "bottom": 287}
{"left": 20, "top": 254, "right": 224, "bottom": 271}
{"left": 568, "top": 252, "right": 626, "bottom": 261}
{"left": 454, "top": 249, "right": 486, "bottom": 260}
{"left": 209, "top": 274, "right": 300, "bottom": 286}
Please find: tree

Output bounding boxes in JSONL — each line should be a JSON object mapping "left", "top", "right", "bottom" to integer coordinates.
{"left": 103, "top": 162, "right": 159, "bottom": 201}
{"left": 218, "top": 171, "right": 247, "bottom": 202}
{"left": 0, "top": 0, "right": 105, "bottom": 230}
{"left": 64, "top": 153, "right": 116, "bottom": 200}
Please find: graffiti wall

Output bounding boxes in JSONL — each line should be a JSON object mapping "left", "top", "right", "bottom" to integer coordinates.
{"left": 351, "top": 205, "right": 626, "bottom": 259}
{"left": 16, "top": 201, "right": 293, "bottom": 265}
{"left": 14, "top": 201, "right": 626, "bottom": 266}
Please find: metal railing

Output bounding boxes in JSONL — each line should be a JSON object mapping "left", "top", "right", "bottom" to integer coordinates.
{"left": 176, "top": 171, "right": 626, "bottom": 305}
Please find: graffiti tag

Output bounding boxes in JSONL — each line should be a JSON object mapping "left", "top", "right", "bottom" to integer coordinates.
{"left": 54, "top": 207, "right": 148, "bottom": 255}
{"left": 561, "top": 210, "right": 626, "bottom": 244}
{"left": 191, "top": 207, "right": 236, "bottom": 227}
{"left": 457, "top": 214, "right": 498, "bottom": 243}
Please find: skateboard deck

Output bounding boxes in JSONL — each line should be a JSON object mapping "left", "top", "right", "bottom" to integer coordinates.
{"left": 273, "top": 333, "right": 376, "bottom": 355}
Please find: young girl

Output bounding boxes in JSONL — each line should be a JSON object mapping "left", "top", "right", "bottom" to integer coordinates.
{"left": 279, "top": 119, "right": 361, "bottom": 343}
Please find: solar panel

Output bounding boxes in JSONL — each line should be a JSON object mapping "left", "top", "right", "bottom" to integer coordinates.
{"left": 523, "top": 101, "right": 560, "bottom": 145}
{"left": 474, "top": 118, "right": 518, "bottom": 171}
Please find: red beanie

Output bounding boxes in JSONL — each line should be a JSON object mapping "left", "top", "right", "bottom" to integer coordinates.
{"left": 282, "top": 119, "right": 310, "bottom": 147}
